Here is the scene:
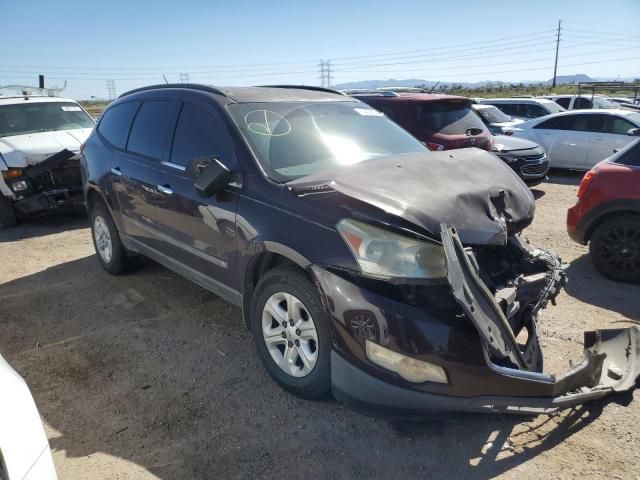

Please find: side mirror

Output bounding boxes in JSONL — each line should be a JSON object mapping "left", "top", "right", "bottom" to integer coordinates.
{"left": 627, "top": 128, "right": 640, "bottom": 136}
{"left": 193, "top": 158, "right": 231, "bottom": 197}
{"left": 466, "top": 127, "right": 484, "bottom": 136}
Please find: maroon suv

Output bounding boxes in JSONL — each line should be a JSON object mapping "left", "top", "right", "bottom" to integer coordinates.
{"left": 352, "top": 92, "right": 493, "bottom": 151}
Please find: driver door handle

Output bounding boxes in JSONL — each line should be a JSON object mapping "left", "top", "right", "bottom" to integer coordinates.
{"left": 110, "top": 167, "right": 122, "bottom": 176}
{"left": 157, "top": 184, "right": 173, "bottom": 195}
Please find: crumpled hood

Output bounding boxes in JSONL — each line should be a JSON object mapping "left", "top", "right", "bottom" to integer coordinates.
{"left": 291, "top": 149, "right": 536, "bottom": 245}
{"left": 0, "top": 128, "right": 92, "bottom": 168}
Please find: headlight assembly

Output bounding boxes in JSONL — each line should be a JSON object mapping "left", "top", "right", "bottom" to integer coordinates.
{"left": 337, "top": 219, "right": 447, "bottom": 279}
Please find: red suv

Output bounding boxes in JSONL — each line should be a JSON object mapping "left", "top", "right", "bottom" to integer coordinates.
{"left": 352, "top": 92, "right": 493, "bottom": 151}
{"left": 567, "top": 138, "right": 640, "bottom": 282}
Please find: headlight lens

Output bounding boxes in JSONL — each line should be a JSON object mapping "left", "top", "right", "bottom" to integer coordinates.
{"left": 497, "top": 154, "right": 519, "bottom": 164}
{"left": 337, "top": 219, "right": 447, "bottom": 279}
{"left": 366, "top": 340, "right": 448, "bottom": 384}
{"left": 11, "top": 180, "right": 28, "bottom": 192}
{"left": 2, "top": 168, "right": 24, "bottom": 180}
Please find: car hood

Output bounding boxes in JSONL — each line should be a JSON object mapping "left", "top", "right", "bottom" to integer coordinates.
{"left": 0, "top": 128, "right": 92, "bottom": 168}
{"left": 493, "top": 135, "right": 542, "bottom": 152}
{"left": 289, "top": 149, "right": 535, "bottom": 245}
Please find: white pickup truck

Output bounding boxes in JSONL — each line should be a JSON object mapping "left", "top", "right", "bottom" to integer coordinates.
{"left": 0, "top": 95, "right": 95, "bottom": 227}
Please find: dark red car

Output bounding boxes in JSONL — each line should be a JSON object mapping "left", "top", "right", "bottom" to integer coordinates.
{"left": 352, "top": 92, "right": 493, "bottom": 152}
{"left": 568, "top": 138, "right": 640, "bottom": 282}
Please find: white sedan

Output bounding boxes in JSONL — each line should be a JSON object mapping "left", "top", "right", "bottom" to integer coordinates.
{"left": 504, "top": 109, "right": 640, "bottom": 169}
{"left": 0, "top": 353, "right": 57, "bottom": 479}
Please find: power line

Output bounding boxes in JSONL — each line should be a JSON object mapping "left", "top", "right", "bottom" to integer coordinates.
{"left": 179, "top": 72, "right": 190, "bottom": 83}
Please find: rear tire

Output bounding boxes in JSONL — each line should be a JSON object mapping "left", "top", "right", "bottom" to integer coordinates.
{"left": 90, "top": 201, "right": 135, "bottom": 275}
{"left": 0, "top": 196, "right": 17, "bottom": 228}
{"left": 250, "top": 266, "right": 331, "bottom": 400}
{"left": 589, "top": 215, "right": 640, "bottom": 283}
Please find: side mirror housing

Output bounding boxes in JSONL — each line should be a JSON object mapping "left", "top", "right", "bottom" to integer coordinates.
{"left": 193, "top": 158, "right": 231, "bottom": 197}
{"left": 627, "top": 127, "right": 640, "bottom": 136}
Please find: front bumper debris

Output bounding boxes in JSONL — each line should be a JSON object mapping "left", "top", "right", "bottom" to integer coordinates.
{"left": 8, "top": 149, "right": 83, "bottom": 216}
{"left": 317, "top": 225, "right": 640, "bottom": 416}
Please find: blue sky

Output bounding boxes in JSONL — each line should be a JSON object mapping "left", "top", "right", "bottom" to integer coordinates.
{"left": 1, "top": 0, "right": 639, "bottom": 99}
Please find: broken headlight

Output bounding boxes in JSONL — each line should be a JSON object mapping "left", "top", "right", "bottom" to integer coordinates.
{"left": 337, "top": 219, "right": 447, "bottom": 279}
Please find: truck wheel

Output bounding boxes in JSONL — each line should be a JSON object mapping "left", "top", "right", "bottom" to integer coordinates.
{"left": 589, "top": 215, "right": 640, "bottom": 283}
{"left": 0, "top": 196, "right": 17, "bottom": 228}
{"left": 250, "top": 266, "right": 331, "bottom": 399}
{"left": 90, "top": 202, "right": 136, "bottom": 275}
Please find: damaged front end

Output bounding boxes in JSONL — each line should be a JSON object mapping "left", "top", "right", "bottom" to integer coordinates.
{"left": 3, "top": 149, "right": 83, "bottom": 216}
{"left": 440, "top": 224, "right": 640, "bottom": 413}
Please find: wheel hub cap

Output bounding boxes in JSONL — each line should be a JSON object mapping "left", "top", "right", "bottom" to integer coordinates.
{"left": 261, "top": 292, "right": 318, "bottom": 377}
{"left": 94, "top": 215, "right": 113, "bottom": 263}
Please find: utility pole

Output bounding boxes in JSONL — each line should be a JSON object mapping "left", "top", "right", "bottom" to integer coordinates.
{"left": 179, "top": 72, "right": 190, "bottom": 84}
{"left": 106, "top": 79, "right": 116, "bottom": 100}
{"left": 551, "top": 20, "right": 562, "bottom": 90}
{"left": 318, "top": 60, "right": 326, "bottom": 87}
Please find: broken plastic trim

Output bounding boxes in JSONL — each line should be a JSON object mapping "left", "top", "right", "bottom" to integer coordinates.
{"left": 441, "top": 223, "right": 640, "bottom": 409}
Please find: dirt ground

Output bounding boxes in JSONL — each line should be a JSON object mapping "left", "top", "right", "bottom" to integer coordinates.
{"left": 1, "top": 171, "right": 638, "bottom": 480}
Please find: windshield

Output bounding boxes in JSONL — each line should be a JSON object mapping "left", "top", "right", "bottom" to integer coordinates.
{"left": 541, "top": 101, "right": 566, "bottom": 114}
{"left": 418, "top": 102, "right": 487, "bottom": 134}
{"left": 0, "top": 101, "right": 95, "bottom": 138}
{"left": 592, "top": 97, "right": 618, "bottom": 109}
{"left": 475, "top": 105, "right": 512, "bottom": 123}
{"left": 623, "top": 111, "right": 640, "bottom": 126}
{"left": 228, "top": 101, "right": 426, "bottom": 181}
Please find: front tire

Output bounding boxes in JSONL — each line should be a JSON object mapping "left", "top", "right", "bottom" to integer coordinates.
{"left": 0, "top": 196, "right": 17, "bottom": 228}
{"left": 250, "top": 266, "right": 331, "bottom": 399}
{"left": 90, "top": 202, "right": 133, "bottom": 275}
{"left": 589, "top": 215, "right": 640, "bottom": 283}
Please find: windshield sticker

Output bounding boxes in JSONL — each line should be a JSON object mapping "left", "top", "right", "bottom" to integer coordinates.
{"left": 354, "top": 108, "right": 383, "bottom": 117}
{"left": 244, "top": 110, "right": 291, "bottom": 136}
{"left": 61, "top": 106, "right": 82, "bottom": 112}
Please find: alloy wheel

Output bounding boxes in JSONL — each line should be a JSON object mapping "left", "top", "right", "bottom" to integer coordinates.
{"left": 261, "top": 292, "right": 319, "bottom": 377}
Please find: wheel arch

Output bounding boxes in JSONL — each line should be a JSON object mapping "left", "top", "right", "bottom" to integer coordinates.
{"left": 241, "top": 244, "right": 312, "bottom": 330}
{"left": 584, "top": 201, "right": 640, "bottom": 243}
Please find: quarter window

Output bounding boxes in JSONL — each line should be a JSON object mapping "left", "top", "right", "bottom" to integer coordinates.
{"left": 97, "top": 101, "right": 140, "bottom": 149}
{"left": 127, "top": 100, "right": 176, "bottom": 161}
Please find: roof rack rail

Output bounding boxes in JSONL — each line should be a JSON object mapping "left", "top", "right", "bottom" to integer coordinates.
{"left": 119, "top": 83, "right": 228, "bottom": 99}
{"left": 342, "top": 89, "right": 399, "bottom": 97}
{"left": 257, "top": 85, "right": 346, "bottom": 96}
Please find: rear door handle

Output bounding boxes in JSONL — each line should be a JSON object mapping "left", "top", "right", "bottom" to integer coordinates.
{"left": 157, "top": 184, "right": 173, "bottom": 195}
{"left": 110, "top": 167, "right": 122, "bottom": 176}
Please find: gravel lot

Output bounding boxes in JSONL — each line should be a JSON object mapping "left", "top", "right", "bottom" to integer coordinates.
{"left": 1, "top": 171, "right": 638, "bottom": 480}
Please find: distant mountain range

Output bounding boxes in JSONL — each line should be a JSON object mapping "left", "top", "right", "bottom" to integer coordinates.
{"left": 333, "top": 74, "right": 638, "bottom": 90}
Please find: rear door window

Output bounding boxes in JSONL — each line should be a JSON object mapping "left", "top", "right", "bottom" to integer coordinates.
{"left": 418, "top": 102, "right": 486, "bottom": 134}
{"left": 555, "top": 98, "right": 571, "bottom": 109}
{"left": 574, "top": 97, "right": 592, "bottom": 109}
{"left": 127, "top": 100, "right": 177, "bottom": 161}
{"left": 535, "top": 114, "right": 588, "bottom": 131}
{"left": 97, "top": 101, "right": 140, "bottom": 149}
{"left": 170, "top": 102, "right": 236, "bottom": 168}
{"left": 520, "top": 104, "right": 548, "bottom": 118}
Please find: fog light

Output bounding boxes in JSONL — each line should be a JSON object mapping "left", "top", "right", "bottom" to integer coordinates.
{"left": 365, "top": 340, "right": 448, "bottom": 384}
{"left": 11, "top": 180, "right": 28, "bottom": 192}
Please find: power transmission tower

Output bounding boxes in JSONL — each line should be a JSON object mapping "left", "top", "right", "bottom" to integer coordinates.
{"left": 179, "top": 72, "right": 190, "bottom": 84}
{"left": 551, "top": 20, "right": 562, "bottom": 89}
{"left": 106, "top": 79, "right": 117, "bottom": 100}
{"left": 318, "top": 60, "right": 326, "bottom": 87}
{"left": 326, "top": 60, "right": 333, "bottom": 88}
